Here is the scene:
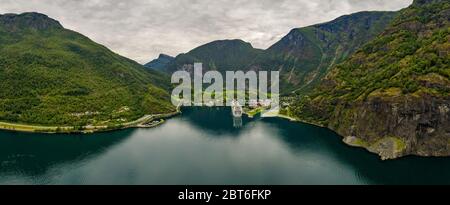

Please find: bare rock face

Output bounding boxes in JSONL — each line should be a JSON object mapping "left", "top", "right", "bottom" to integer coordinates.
{"left": 333, "top": 93, "right": 450, "bottom": 159}
{"left": 292, "top": 0, "right": 449, "bottom": 160}
{"left": 0, "top": 12, "right": 63, "bottom": 31}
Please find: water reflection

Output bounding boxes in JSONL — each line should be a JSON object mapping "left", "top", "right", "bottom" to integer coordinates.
{"left": 0, "top": 107, "right": 449, "bottom": 185}
{"left": 233, "top": 117, "right": 243, "bottom": 128}
{"left": 0, "top": 129, "right": 133, "bottom": 178}
{"left": 261, "top": 117, "right": 450, "bottom": 185}
{"left": 179, "top": 107, "right": 250, "bottom": 136}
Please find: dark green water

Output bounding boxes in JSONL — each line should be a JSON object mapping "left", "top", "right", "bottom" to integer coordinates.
{"left": 0, "top": 107, "right": 449, "bottom": 185}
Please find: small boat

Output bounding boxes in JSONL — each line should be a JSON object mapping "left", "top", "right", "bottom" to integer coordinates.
{"left": 231, "top": 99, "right": 243, "bottom": 117}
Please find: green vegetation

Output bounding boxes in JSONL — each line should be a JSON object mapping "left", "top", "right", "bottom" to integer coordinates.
{"left": 291, "top": 0, "right": 449, "bottom": 124}
{"left": 256, "top": 11, "right": 398, "bottom": 94}
{"left": 285, "top": 1, "right": 449, "bottom": 159}
{"left": 158, "top": 12, "right": 397, "bottom": 95}
{"left": 245, "top": 107, "right": 263, "bottom": 118}
{"left": 0, "top": 12, "right": 175, "bottom": 128}
{"left": 165, "top": 39, "right": 264, "bottom": 73}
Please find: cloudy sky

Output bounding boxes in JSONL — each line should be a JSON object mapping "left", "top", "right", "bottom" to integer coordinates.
{"left": 0, "top": 0, "right": 412, "bottom": 63}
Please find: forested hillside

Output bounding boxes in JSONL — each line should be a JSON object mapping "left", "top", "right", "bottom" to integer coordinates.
{"left": 0, "top": 12, "right": 175, "bottom": 127}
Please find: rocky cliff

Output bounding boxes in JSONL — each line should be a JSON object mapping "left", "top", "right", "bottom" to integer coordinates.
{"left": 292, "top": 0, "right": 449, "bottom": 159}
{"left": 254, "top": 11, "right": 397, "bottom": 94}
{"left": 156, "top": 12, "right": 397, "bottom": 95}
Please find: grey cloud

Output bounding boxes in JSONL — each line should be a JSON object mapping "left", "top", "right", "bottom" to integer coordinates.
{"left": 0, "top": 0, "right": 413, "bottom": 63}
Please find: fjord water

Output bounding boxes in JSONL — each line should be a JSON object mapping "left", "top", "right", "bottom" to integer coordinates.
{"left": 0, "top": 108, "right": 449, "bottom": 185}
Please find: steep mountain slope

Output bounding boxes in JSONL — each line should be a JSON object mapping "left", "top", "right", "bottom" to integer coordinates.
{"left": 158, "top": 12, "right": 397, "bottom": 95}
{"left": 144, "top": 53, "right": 174, "bottom": 71}
{"left": 0, "top": 12, "right": 175, "bottom": 127}
{"left": 164, "top": 39, "right": 263, "bottom": 74}
{"left": 250, "top": 11, "right": 397, "bottom": 93}
{"left": 291, "top": 0, "right": 450, "bottom": 159}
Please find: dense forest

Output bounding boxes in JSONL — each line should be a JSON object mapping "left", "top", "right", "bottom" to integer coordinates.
{"left": 0, "top": 12, "right": 175, "bottom": 127}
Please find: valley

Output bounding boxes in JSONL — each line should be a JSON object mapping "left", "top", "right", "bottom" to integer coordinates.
{"left": 0, "top": 0, "right": 448, "bottom": 160}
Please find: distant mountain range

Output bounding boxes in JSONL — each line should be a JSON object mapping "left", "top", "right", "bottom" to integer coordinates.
{"left": 144, "top": 0, "right": 449, "bottom": 159}
{"left": 257, "top": 11, "right": 397, "bottom": 93}
{"left": 144, "top": 53, "right": 174, "bottom": 71}
{"left": 145, "top": 11, "right": 396, "bottom": 94}
{"left": 162, "top": 39, "right": 264, "bottom": 74}
{"left": 0, "top": 12, "right": 174, "bottom": 127}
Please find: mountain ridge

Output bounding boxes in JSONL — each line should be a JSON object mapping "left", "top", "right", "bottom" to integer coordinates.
{"left": 154, "top": 11, "right": 398, "bottom": 94}
{"left": 164, "top": 39, "right": 264, "bottom": 73}
{"left": 0, "top": 12, "right": 175, "bottom": 129}
{"left": 144, "top": 53, "right": 174, "bottom": 71}
{"left": 254, "top": 10, "right": 398, "bottom": 93}
{"left": 0, "top": 12, "right": 63, "bottom": 32}
{"left": 290, "top": 0, "right": 449, "bottom": 159}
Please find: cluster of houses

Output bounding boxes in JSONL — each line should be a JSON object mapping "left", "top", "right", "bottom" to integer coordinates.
{"left": 248, "top": 99, "right": 273, "bottom": 108}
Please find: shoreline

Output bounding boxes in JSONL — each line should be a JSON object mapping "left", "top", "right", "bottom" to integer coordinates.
{"left": 0, "top": 110, "right": 181, "bottom": 134}
{"left": 0, "top": 106, "right": 304, "bottom": 134}
{"left": 1, "top": 106, "right": 447, "bottom": 160}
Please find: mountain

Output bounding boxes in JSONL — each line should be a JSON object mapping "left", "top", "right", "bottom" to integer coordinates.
{"left": 144, "top": 53, "right": 174, "bottom": 70}
{"left": 290, "top": 0, "right": 450, "bottom": 159}
{"left": 164, "top": 39, "right": 264, "bottom": 73}
{"left": 251, "top": 11, "right": 397, "bottom": 93}
{"left": 0, "top": 12, "right": 175, "bottom": 127}
{"left": 157, "top": 12, "right": 397, "bottom": 94}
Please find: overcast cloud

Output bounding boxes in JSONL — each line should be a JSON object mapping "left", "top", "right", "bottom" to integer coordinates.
{"left": 0, "top": 0, "right": 413, "bottom": 63}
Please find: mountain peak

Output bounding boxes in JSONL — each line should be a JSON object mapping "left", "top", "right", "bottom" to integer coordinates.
{"left": 204, "top": 39, "right": 254, "bottom": 48}
{"left": 158, "top": 53, "right": 174, "bottom": 59}
{"left": 0, "top": 12, "right": 63, "bottom": 31}
{"left": 144, "top": 53, "right": 175, "bottom": 70}
{"left": 162, "top": 39, "right": 262, "bottom": 73}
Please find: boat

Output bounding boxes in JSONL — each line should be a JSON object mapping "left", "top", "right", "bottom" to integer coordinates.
{"left": 231, "top": 99, "right": 243, "bottom": 117}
